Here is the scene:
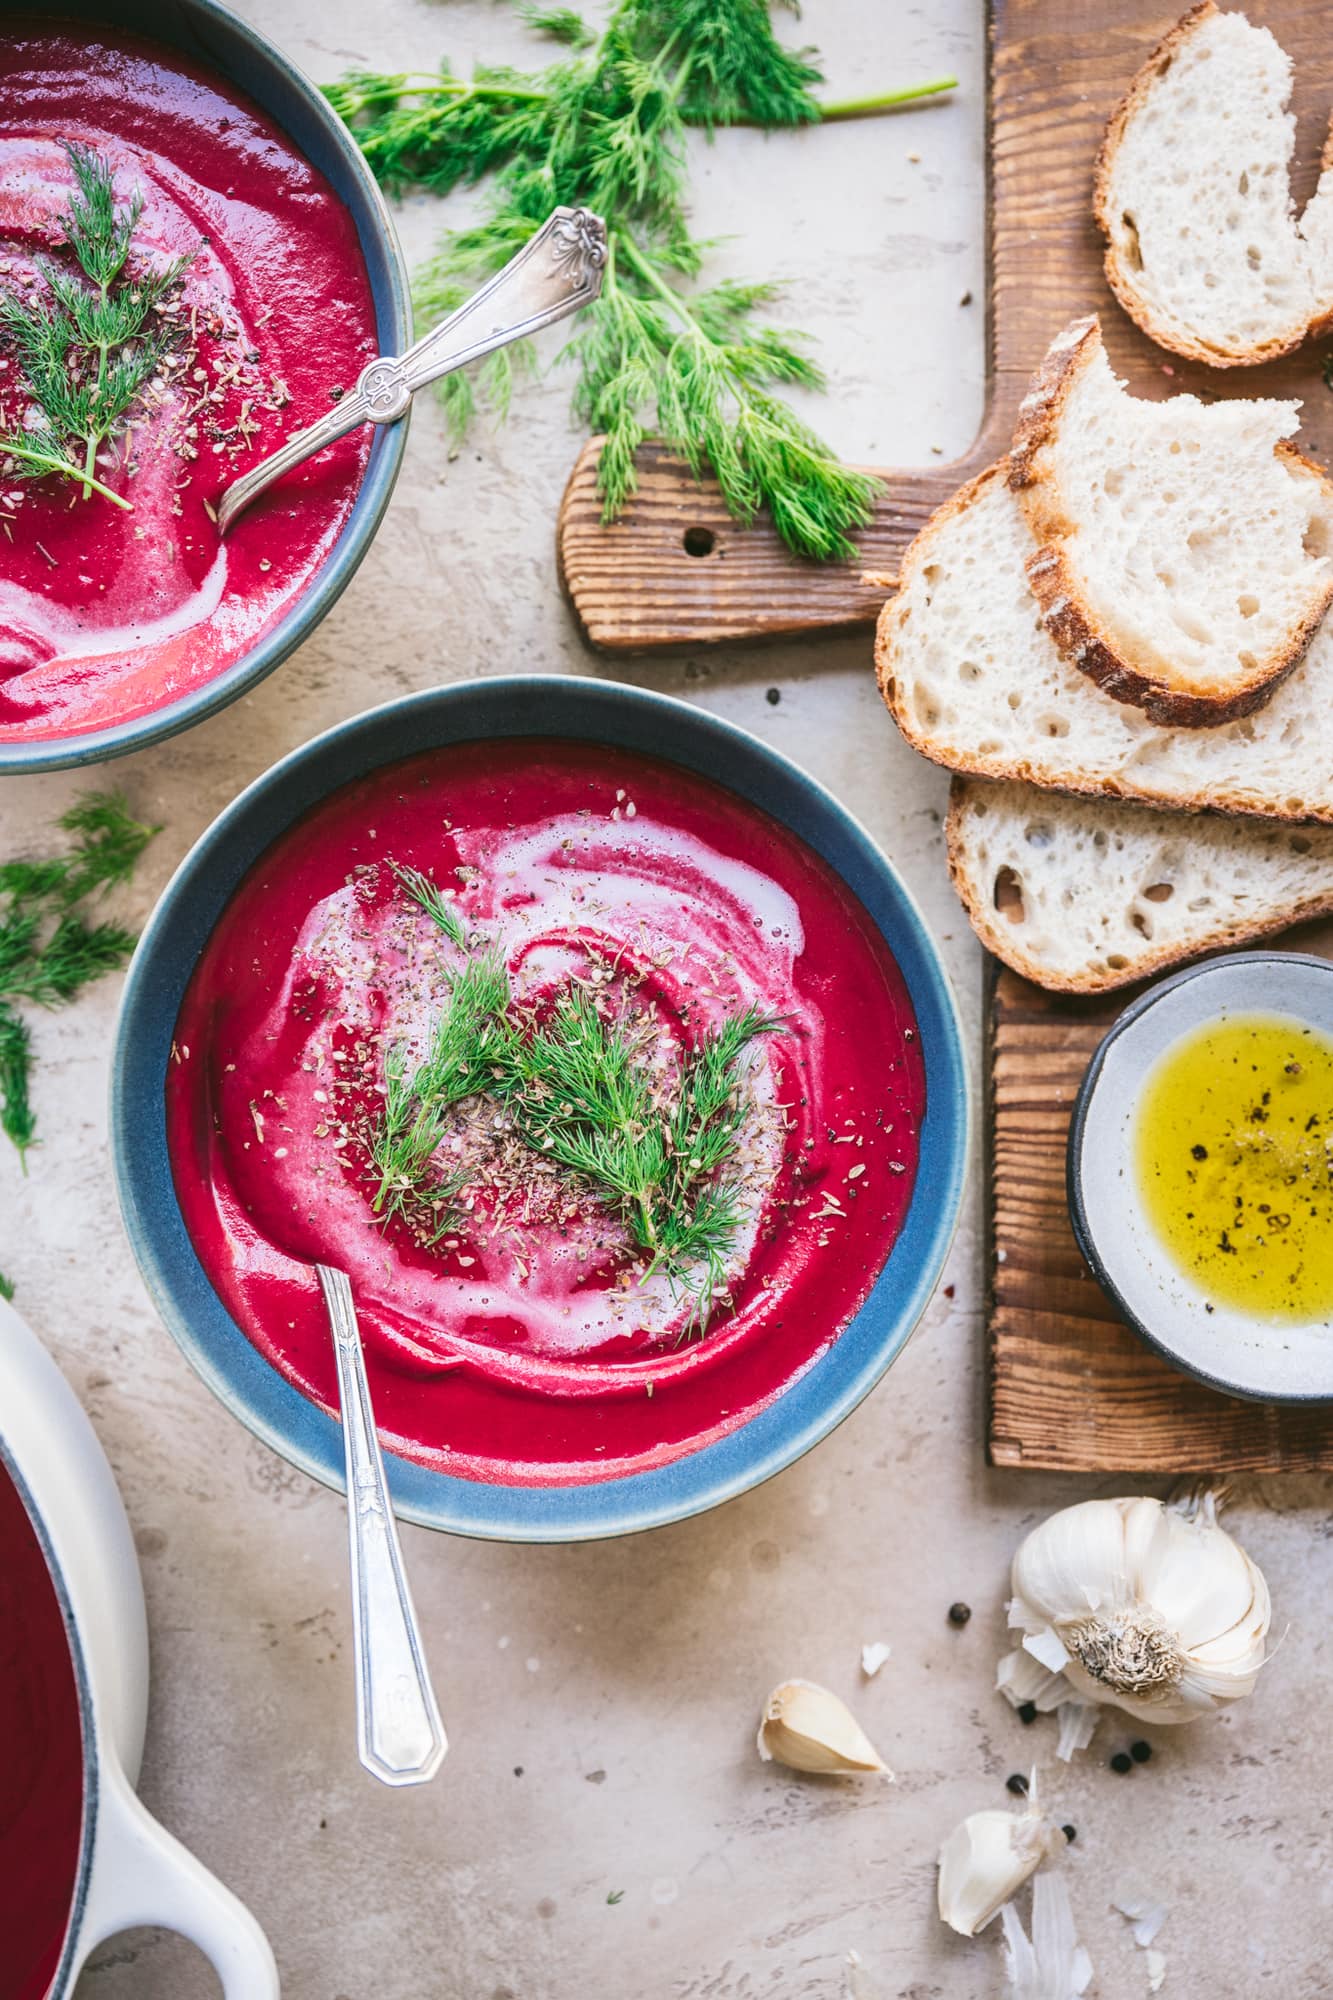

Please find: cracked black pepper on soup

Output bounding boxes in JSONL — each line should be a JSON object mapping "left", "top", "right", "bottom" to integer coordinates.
{"left": 1135, "top": 1013, "right": 1333, "bottom": 1321}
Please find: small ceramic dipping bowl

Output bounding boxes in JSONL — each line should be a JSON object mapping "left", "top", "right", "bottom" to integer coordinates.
{"left": 0, "top": 0, "right": 408, "bottom": 774}
{"left": 112, "top": 676, "right": 969, "bottom": 1542}
{"left": 1069, "top": 951, "right": 1333, "bottom": 1402}
{"left": 0, "top": 1298, "right": 279, "bottom": 1997}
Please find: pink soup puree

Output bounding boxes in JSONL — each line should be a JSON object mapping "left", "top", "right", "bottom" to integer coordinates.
{"left": 0, "top": 1461, "right": 84, "bottom": 2000}
{"left": 0, "top": 21, "right": 378, "bottom": 743}
{"left": 167, "top": 742, "right": 925, "bottom": 1484}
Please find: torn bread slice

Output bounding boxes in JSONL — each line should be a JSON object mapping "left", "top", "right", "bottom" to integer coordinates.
{"left": 946, "top": 776, "right": 1333, "bottom": 993}
{"left": 875, "top": 457, "right": 1333, "bottom": 825}
{"left": 1096, "top": 2, "right": 1333, "bottom": 368}
{"left": 1009, "top": 317, "right": 1333, "bottom": 725}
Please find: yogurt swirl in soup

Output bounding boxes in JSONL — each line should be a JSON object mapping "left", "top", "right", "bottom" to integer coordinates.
{"left": 168, "top": 740, "right": 925, "bottom": 1485}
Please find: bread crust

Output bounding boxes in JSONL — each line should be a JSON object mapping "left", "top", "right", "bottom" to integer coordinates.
{"left": 872, "top": 456, "right": 1333, "bottom": 826}
{"left": 944, "top": 776, "right": 1333, "bottom": 993}
{"left": 1007, "top": 317, "right": 1333, "bottom": 724}
{"left": 1094, "top": 2, "right": 1330, "bottom": 366}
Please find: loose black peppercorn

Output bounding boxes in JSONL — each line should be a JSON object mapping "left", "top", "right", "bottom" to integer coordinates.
{"left": 765, "top": 687, "right": 781, "bottom": 706}
{"left": 1062, "top": 1824, "right": 1077, "bottom": 1844}
{"left": 1130, "top": 1739, "right": 1152, "bottom": 1763}
{"left": 1006, "top": 1772, "right": 1029, "bottom": 1796}
{"left": 1191, "top": 1143, "right": 1208, "bottom": 1161}
{"left": 948, "top": 1601, "right": 972, "bottom": 1627}
{"left": 1110, "top": 1751, "right": 1134, "bottom": 1774}
{"left": 1017, "top": 1701, "right": 1038, "bottom": 1725}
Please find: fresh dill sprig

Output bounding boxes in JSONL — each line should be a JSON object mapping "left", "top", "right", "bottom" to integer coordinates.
{"left": 492, "top": 984, "right": 782, "bottom": 1328}
{"left": 370, "top": 871, "right": 783, "bottom": 1329}
{"left": 0, "top": 792, "right": 159, "bottom": 1165}
{"left": 370, "top": 947, "right": 510, "bottom": 1233}
{"left": 388, "top": 862, "right": 467, "bottom": 947}
{"left": 328, "top": 2, "right": 955, "bottom": 560}
{"left": 0, "top": 1268, "right": 13, "bottom": 1302}
{"left": 0, "top": 142, "right": 194, "bottom": 510}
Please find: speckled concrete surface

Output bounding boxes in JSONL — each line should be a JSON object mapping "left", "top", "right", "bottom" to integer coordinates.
{"left": 4, "top": 3, "right": 1331, "bottom": 1995}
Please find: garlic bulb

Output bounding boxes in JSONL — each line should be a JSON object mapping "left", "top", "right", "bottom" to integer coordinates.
{"left": 1005, "top": 1492, "right": 1270, "bottom": 1725}
{"left": 937, "top": 1781, "right": 1064, "bottom": 1937}
{"left": 757, "top": 1679, "right": 890, "bottom": 1776}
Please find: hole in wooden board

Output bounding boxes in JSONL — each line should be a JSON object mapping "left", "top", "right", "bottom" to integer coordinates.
{"left": 683, "top": 526, "right": 716, "bottom": 558}
{"left": 993, "top": 866, "right": 1026, "bottom": 926}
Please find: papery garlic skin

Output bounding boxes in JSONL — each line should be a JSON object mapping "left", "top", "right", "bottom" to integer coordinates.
{"left": 757, "top": 1679, "right": 890, "bottom": 1776}
{"left": 937, "top": 1786, "right": 1063, "bottom": 1937}
{"left": 1007, "top": 1493, "right": 1270, "bottom": 1725}
{"left": 1000, "top": 1872, "right": 1093, "bottom": 1999}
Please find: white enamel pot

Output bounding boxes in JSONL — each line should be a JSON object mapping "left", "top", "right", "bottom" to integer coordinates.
{"left": 0, "top": 1299, "right": 279, "bottom": 1997}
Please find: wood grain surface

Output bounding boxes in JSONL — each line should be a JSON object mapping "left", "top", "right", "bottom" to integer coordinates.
{"left": 988, "top": 923, "right": 1333, "bottom": 1472}
{"left": 557, "top": 0, "right": 1333, "bottom": 651}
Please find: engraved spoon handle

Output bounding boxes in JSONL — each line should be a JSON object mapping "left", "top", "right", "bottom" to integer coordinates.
{"left": 315, "top": 1263, "right": 447, "bottom": 1788}
{"left": 217, "top": 205, "right": 607, "bottom": 534}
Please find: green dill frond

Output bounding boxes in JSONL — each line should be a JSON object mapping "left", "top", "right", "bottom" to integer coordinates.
{"left": 0, "top": 793, "right": 158, "bottom": 1162}
{"left": 520, "top": 6, "right": 595, "bottom": 47}
{"left": 62, "top": 142, "right": 142, "bottom": 288}
{"left": 365, "top": 908, "right": 782, "bottom": 1330}
{"left": 323, "top": 63, "right": 554, "bottom": 199}
{"left": 326, "top": 0, "right": 904, "bottom": 559}
{"left": 0, "top": 144, "right": 196, "bottom": 507}
{"left": 654, "top": 0, "right": 823, "bottom": 129}
{"left": 390, "top": 861, "right": 466, "bottom": 946}
{"left": 0, "top": 1268, "right": 14, "bottom": 1302}
{"left": 0, "top": 1003, "right": 32, "bottom": 1164}
{"left": 370, "top": 947, "right": 510, "bottom": 1227}
{"left": 58, "top": 792, "right": 162, "bottom": 902}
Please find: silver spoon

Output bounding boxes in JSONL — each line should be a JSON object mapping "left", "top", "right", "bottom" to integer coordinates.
{"left": 217, "top": 205, "right": 607, "bottom": 535}
{"left": 315, "top": 1263, "right": 446, "bottom": 1788}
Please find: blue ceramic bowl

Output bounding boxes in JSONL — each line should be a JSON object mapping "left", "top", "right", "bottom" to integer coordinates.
{"left": 112, "top": 678, "right": 969, "bottom": 1540}
{"left": 1, "top": 0, "right": 409, "bottom": 775}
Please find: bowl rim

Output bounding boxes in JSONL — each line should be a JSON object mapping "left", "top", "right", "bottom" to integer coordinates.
{"left": 0, "top": 0, "right": 411, "bottom": 775}
{"left": 112, "top": 675, "right": 971, "bottom": 1539}
{"left": 1067, "top": 948, "right": 1333, "bottom": 1405}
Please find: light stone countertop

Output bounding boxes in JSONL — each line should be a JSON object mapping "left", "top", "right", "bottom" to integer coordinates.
{"left": 3, "top": 3, "right": 1329, "bottom": 1995}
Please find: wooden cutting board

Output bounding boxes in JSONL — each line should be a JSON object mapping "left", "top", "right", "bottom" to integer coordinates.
{"left": 556, "top": 0, "right": 1333, "bottom": 651}
{"left": 559, "top": 0, "right": 1333, "bottom": 1466}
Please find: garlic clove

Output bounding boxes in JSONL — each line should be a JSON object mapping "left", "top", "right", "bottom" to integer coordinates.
{"left": 757, "top": 1679, "right": 890, "bottom": 1776}
{"left": 937, "top": 1784, "right": 1062, "bottom": 1937}
{"left": 1012, "top": 1497, "right": 1135, "bottom": 1627}
{"left": 1143, "top": 1497, "right": 1262, "bottom": 1649}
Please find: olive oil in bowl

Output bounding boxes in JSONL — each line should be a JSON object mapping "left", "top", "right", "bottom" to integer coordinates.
{"left": 1135, "top": 1013, "right": 1333, "bottom": 1322}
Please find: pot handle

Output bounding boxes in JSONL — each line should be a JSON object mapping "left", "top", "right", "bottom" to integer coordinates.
{"left": 76, "top": 1758, "right": 280, "bottom": 1997}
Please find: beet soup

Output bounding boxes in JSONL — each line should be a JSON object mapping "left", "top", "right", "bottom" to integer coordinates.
{"left": 0, "top": 1459, "right": 85, "bottom": 2000}
{"left": 167, "top": 741, "right": 926, "bottom": 1486}
{"left": 0, "top": 20, "right": 380, "bottom": 744}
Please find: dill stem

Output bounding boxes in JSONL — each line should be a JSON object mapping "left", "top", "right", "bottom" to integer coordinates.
{"left": 817, "top": 77, "right": 958, "bottom": 120}
{"left": 0, "top": 439, "right": 130, "bottom": 510}
{"left": 80, "top": 277, "right": 114, "bottom": 499}
{"left": 614, "top": 228, "right": 706, "bottom": 340}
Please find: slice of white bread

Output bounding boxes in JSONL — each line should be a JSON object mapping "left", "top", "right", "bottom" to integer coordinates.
{"left": 876, "top": 456, "right": 1333, "bottom": 824}
{"left": 947, "top": 776, "right": 1333, "bottom": 992}
{"left": 1009, "top": 317, "right": 1333, "bottom": 725}
{"left": 1096, "top": 2, "right": 1333, "bottom": 368}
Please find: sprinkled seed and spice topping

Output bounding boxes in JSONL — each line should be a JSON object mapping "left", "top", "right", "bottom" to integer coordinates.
{"left": 167, "top": 741, "right": 925, "bottom": 1480}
